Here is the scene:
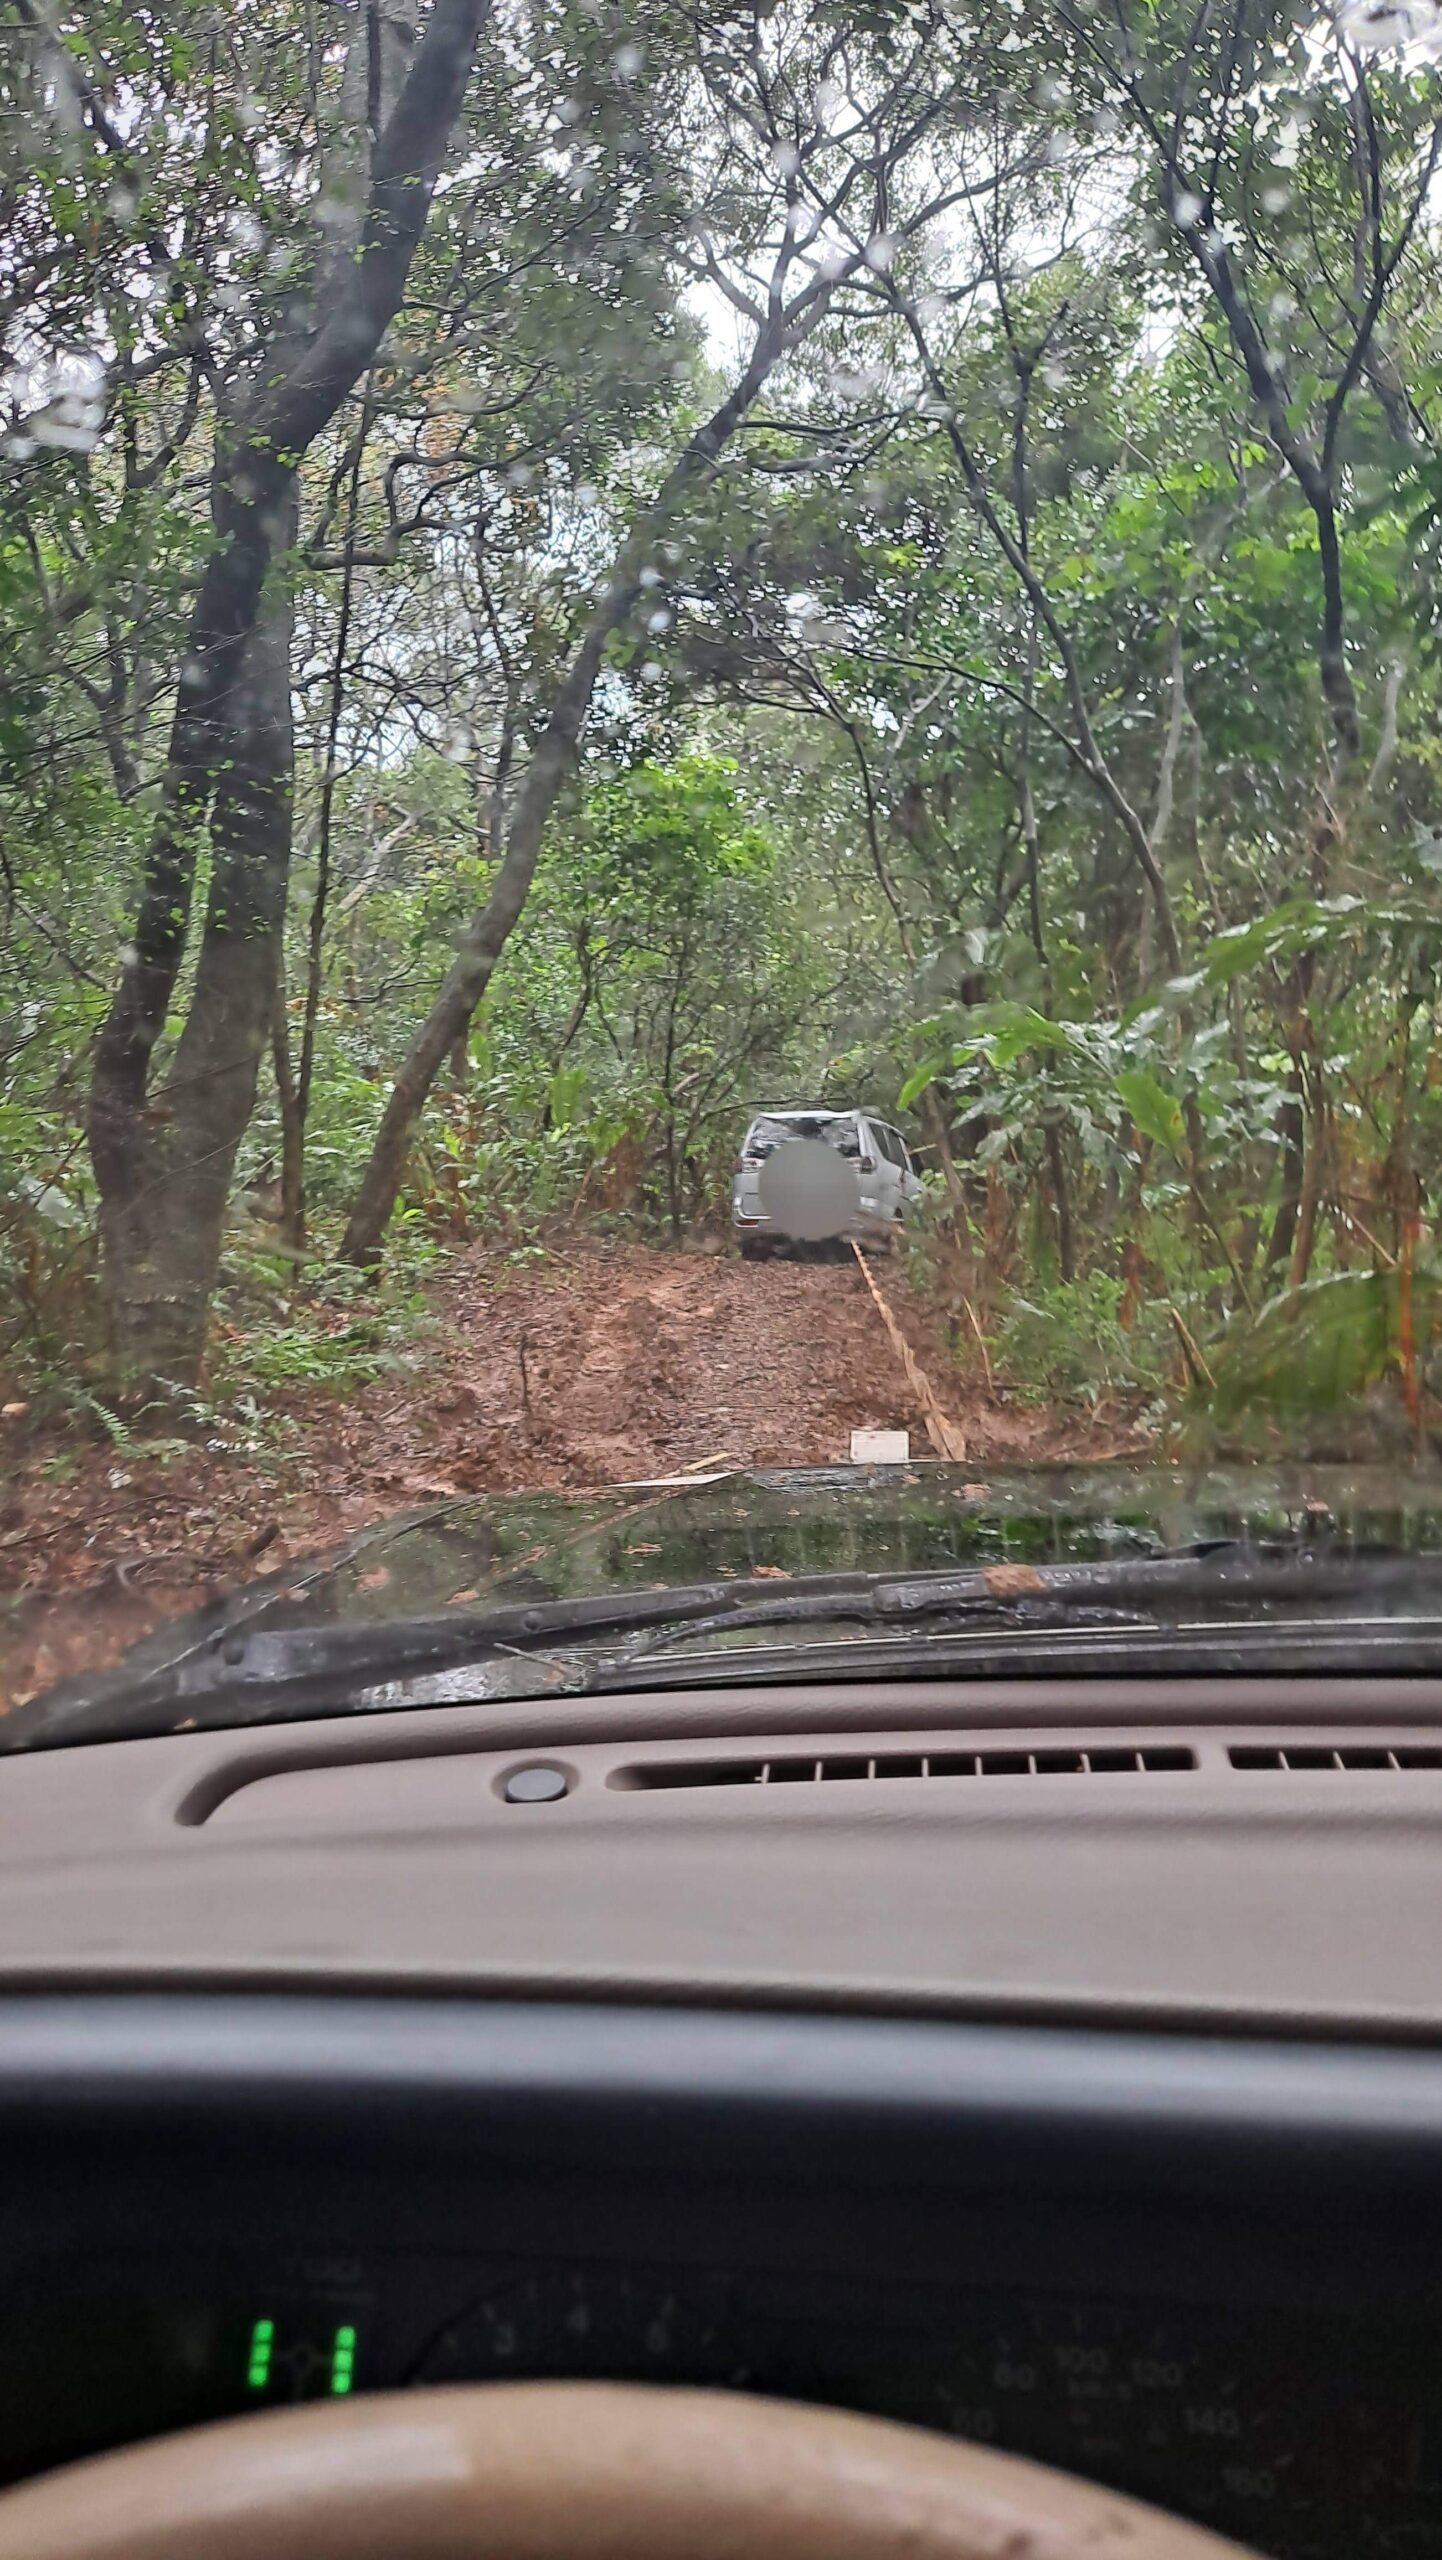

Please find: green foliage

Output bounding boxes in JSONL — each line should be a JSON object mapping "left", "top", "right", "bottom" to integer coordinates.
{"left": 1114, "top": 1069, "right": 1185, "bottom": 1153}
{"left": 1209, "top": 1268, "right": 1442, "bottom": 1423}
{"left": 560, "top": 756, "right": 775, "bottom": 918}
{"left": 904, "top": 999, "right": 1214, "bottom": 1187}
{"left": 6, "top": 0, "right": 1442, "bottom": 1457}
{"left": 222, "top": 1322, "right": 393, "bottom": 1394}
{"left": 994, "top": 1276, "right": 1176, "bottom": 1408}
{"left": 1194, "top": 897, "right": 1441, "bottom": 992}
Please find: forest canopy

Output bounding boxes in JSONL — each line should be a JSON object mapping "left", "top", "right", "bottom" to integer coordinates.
{"left": 4, "top": 0, "right": 1442, "bottom": 1446}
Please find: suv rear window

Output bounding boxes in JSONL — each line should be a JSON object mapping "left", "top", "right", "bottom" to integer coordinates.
{"left": 743, "top": 1115, "right": 861, "bottom": 1157}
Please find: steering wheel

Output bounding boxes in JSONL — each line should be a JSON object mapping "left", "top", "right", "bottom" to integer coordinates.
{"left": 0, "top": 2381, "right": 1262, "bottom": 2558}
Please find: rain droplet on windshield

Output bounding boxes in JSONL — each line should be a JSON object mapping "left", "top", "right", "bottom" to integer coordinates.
{"left": 4, "top": 348, "right": 106, "bottom": 456}
{"left": 1334, "top": 0, "right": 1442, "bottom": 51}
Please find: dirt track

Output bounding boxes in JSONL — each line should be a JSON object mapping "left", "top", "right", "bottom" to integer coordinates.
{"left": 458, "top": 1241, "right": 940, "bottom": 1481}
{"left": 1, "top": 1240, "right": 1117, "bottom": 1705}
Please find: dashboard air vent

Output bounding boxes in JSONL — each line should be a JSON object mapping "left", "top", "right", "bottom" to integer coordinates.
{"left": 1229, "top": 1744, "right": 1442, "bottom": 1772}
{"left": 616, "top": 1746, "right": 1196, "bottom": 1791}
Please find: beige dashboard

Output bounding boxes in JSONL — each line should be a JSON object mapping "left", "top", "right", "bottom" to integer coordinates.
{"left": 0, "top": 1674, "right": 1440, "bottom": 2034}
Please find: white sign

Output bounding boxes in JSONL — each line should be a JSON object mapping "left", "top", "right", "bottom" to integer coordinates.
{"left": 849, "top": 1429, "right": 910, "bottom": 1464}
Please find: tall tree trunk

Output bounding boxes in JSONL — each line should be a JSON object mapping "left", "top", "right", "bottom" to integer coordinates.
{"left": 96, "top": 544, "right": 295, "bottom": 1389}
{"left": 271, "top": 952, "right": 306, "bottom": 1258}
{"left": 1289, "top": 1104, "right": 1325, "bottom": 1290}
{"left": 1013, "top": 614, "right": 1075, "bottom": 1290}
{"left": 339, "top": 309, "right": 809, "bottom": 1270}
{"left": 1044, "top": 1124, "right": 1076, "bottom": 1286}
{"left": 285, "top": 383, "right": 374, "bottom": 1253}
{"left": 86, "top": 0, "right": 490, "bottom": 1387}
{"left": 920, "top": 1087, "right": 975, "bottom": 1248}
{"left": 1265, "top": 1080, "right": 1306, "bottom": 1275}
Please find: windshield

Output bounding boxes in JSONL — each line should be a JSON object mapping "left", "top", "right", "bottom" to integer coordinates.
{"left": 3, "top": 0, "right": 1442, "bottom": 1724}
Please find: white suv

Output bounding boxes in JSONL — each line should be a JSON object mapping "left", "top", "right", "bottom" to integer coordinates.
{"left": 731, "top": 1107, "right": 922, "bottom": 1259}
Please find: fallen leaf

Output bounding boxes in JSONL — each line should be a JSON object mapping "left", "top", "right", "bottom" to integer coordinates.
{"left": 447, "top": 1587, "right": 481, "bottom": 1607}
{"left": 983, "top": 1562, "right": 1046, "bottom": 1598}
{"left": 961, "top": 1483, "right": 991, "bottom": 1500}
{"left": 627, "top": 1542, "right": 662, "bottom": 1555}
{"left": 355, "top": 1565, "right": 391, "bottom": 1592}
{"left": 1, "top": 1402, "right": 28, "bottom": 1421}
{"left": 752, "top": 1563, "right": 790, "bottom": 1580}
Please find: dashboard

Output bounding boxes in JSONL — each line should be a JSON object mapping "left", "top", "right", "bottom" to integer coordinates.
{"left": 4, "top": 1684, "right": 1442, "bottom": 2549}
{"left": 2, "top": 1995, "right": 1442, "bottom": 2559}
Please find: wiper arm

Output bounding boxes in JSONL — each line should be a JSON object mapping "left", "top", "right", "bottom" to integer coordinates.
{"left": 10, "top": 1577, "right": 792, "bottom": 1747}
{"left": 12, "top": 1541, "right": 1440, "bottom": 1749}
{"left": 15, "top": 1572, "right": 906, "bottom": 1746}
{"left": 622, "top": 1543, "right": 1442, "bottom": 1663}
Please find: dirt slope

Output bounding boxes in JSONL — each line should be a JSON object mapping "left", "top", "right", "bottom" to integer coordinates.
{"left": 1, "top": 1241, "right": 1127, "bottom": 1706}
{"left": 463, "top": 1241, "right": 938, "bottom": 1481}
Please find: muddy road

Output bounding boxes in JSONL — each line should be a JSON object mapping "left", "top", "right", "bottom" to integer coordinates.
{"left": 1, "top": 1240, "right": 1123, "bottom": 1705}
{"left": 467, "top": 1241, "right": 939, "bottom": 1481}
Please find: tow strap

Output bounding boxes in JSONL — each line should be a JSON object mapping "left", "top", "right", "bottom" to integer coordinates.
{"left": 849, "top": 1242, "right": 967, "bottom": 1461}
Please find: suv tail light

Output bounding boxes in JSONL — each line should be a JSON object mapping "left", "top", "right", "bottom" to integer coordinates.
{"left": 859, "top": 1154, "right": 875, "bottom": 1172}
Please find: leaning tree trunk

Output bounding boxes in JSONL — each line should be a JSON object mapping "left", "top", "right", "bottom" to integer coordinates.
{"left": 340, "top": 314, "right": 803, "bottom": 1270}
{"left": 338, "top": 540, "right": 651, "bottom": 1267}
{"left": 86, "top": 0, "right": 490, "bottom": 1392}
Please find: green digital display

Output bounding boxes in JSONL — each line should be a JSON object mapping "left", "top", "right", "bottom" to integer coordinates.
{"left": 244, "top": 2313, "right": 359, "bottom": 2398}
{"left": 245, "top": 2317, "right": 275, "bottom": 2392}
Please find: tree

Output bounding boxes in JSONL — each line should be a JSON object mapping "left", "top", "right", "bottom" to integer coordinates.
{"left": 5, "top": 0, "right": 1442, "bottom": 1446}
{"left": 70, "top": 0, "right": 491, "bottom": 1389}
{"left": 338, "top": 0, "right": 1021, "bottom": 1263}
{"left": 548, "top": 755, "right": 809, "bottom": 1234}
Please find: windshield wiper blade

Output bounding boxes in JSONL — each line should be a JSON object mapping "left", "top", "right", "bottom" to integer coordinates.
{"left": 11, "top": 1541, "right": 1442, "bottom": 1749}
{"left": 598, "top": 1613, "right": 1442, "bottom": 1691}
{"left": 618, "top": 1543, "right": 1442, "bottom": 1659}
